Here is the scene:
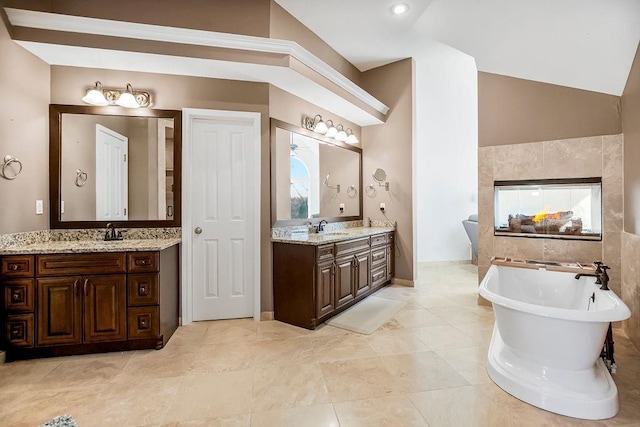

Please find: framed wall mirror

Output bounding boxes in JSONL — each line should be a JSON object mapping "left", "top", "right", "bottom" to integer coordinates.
{"left": 49, "top": 104, "right": 182, "bottom": 229}
{"left": 271, "top": 118, "right": 362, "bottom": 226}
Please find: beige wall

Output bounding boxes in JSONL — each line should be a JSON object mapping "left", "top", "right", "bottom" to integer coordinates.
{"left": 477, "top": 135, "right": 624, "bottom": 298}
{"left": 622, "top": 42, "right": 640, "bottom": 350}
{"left": 269, "top": 2, "right": 362, "bottom": 85}
{"left": 4, "top": 0, "right": 271, "bottom": 37}
{"left": 0, "top": 15, "right": 49, "bottom": 234}
{"left": 478, "top": 72, "right": 622, "bottom": 147}
{"left": 361, "top": 59, "right": 415, "bottom": 283}
{"left": 623, "top": 43, "right": 640, "bottom": 234}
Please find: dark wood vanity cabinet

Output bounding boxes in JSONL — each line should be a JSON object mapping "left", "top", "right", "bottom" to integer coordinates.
{"left": 1, "top": 245, "right": 179, "bottom": 360}
{"left": 273, "top": 231, "right": 394, "bottom": 330}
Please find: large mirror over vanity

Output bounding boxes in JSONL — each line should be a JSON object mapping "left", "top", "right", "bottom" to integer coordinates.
{"left": 49, "top": 105, "right": 182, "bottom": 228}
{"left": 270, "top": 118, "right": 362, "bottom": 226}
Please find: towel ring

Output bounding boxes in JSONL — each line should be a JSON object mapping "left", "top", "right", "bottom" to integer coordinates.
{"left": 1, "top": 155, "right": 22, "bottom": 180}
{"left": 75, "top": 169, "right": 88, "bottom": 187}
{"left": 347, "top": 185, "right": 358, "bottom": 198}
{"left": 365, "top": 184, "right": 376, "bottom": 197}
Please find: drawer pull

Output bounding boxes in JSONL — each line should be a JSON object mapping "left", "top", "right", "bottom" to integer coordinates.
{"left": 10, "top": 264, "right": 20, "bottom": 271}
{"left": 12, "top": 292, "right": 20, "bottom": 301}
{"left": 136, "top": 259, "right": 149, "bottom": 266}
{"left": 11, "top": 328, "right": 20, "bottom": 336}
{"left": 138, "top": 284, "right": 148, "bottom": 296}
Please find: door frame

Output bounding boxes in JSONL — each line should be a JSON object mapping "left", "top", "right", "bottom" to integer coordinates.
{"left": 181, "top": 108, "right": 261, "bottom": 325}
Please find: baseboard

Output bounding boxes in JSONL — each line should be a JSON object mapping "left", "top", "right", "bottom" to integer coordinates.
{"left": 418, "top": 260, "right": 472, "bottom": 266}
{"left": 392, "top": 278, "right": 414, "bottom": 287}
{"left": 260, "top": 311, "right": 274, "bottom": 321}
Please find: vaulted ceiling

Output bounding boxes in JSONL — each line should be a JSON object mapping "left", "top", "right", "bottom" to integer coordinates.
{"left": 275, "top": 0, "right": 640, "bottom": 95}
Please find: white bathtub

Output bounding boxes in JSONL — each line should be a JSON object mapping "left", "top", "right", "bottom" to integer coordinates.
{"left": 479, "top": 264, "right": 631, "bottom": 420}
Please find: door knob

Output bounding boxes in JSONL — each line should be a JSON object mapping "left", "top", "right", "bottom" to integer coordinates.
{"left": 194, "top": 227, "right": 203, "bottom": 234}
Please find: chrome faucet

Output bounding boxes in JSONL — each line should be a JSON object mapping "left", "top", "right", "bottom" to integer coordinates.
{"left": 575, "top": 261, "right": 610, "bottom": 291}
{"left": 104, "top": 223, "right": 124, "bottom": 241}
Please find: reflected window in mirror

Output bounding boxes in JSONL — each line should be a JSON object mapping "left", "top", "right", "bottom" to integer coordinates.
{"left": 271, "top": 118, "right": 362, "bottom": 226}
{"left": 50, "top": 105, "right": 181, "bottom": 229}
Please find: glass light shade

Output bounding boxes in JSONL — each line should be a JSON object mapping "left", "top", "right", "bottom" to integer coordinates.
{"left": 82, "top": 89, "right": 108, "bottom": 106}
{"left": 325, "top": 121, "right": 337, "bottom": 138}
{"left": 346, "top": 130, "right": 359, "bottom": 144}
{"left": 336, "top": 128, "right": 348, "bottom": 142}
{"left": 116, "top": 84, "right": 140, "bottom": 108}
{"left": 82, "top": 82, "right": 108, "bottom": 106}
{"left": 313, "top": 119, "right": 328, "bottom": 134}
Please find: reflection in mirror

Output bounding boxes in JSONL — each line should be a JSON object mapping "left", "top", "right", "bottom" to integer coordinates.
{"left": 50, "top": 105, "right": 181, "bottom": 229}
{"left": 61, "top": 114, "right": 174, "bottom": 221}
{"left": 271, "top": 119, "right": 362, "bottom": 225}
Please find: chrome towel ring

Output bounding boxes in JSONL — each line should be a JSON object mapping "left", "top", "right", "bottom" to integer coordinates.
{"left": 347, "top": 185, "right": 358, "bottom": 198}
{"left": 1, "top": 155, "right": 22, "bottom": 180}
{"left": 75, "top": 169, "right": 88, "bottom": 187}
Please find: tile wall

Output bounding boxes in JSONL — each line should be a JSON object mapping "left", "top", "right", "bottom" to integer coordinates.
{"left": 622, "top": 232, "right": 640, "bottom": 349}
{"left": 478, "top": 135, "right": 624, "bottom": 298}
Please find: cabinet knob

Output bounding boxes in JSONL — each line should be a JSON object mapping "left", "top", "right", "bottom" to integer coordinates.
{"left": 10, "top": 264, "right": 19, "bottom": 271}
{"left": 12, "top": 292, "right": 20, "bottom": 301}
{"left": 139, "top": 285, "right": 147, "bottom": 295}
{"left": 11, "top": 329, "right": 19, "bottom": 336}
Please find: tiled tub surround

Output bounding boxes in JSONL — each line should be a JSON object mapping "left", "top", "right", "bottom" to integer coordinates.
{"left": 0, "top": 228, "right": 181, "bottom": 254}
{"left": 622, "top": 232, "right": 640, "bottom": 350}
{"left": 478, "top": 134, "right": 624, "bottom": 297}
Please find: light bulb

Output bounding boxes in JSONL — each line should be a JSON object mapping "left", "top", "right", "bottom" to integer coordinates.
{"left": 391, "top": 3, "right": 409, "bottom": 14}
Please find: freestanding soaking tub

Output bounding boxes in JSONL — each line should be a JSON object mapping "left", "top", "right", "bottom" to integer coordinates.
{"left": 479, "top": 262, "right": 631, "bottom": 420}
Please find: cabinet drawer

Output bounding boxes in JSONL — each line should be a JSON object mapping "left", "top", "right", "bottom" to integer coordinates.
{"left": 317, "top": 244, "right": 335, "bottom": 262}
{"left": 128, "top": 306, "right": 159, "bottom": 339}
{"left": 3, "top": 279, "right": 34, "bottom": 312}
{"left": 128, "top": 274, "right": 159, "bottom": 306}
{"left": 371, "top": 234, "right": 388, "bottom": 247}
{"left": 335, "top": 237, "right": 370, "bottom": 256}
{"left": 128, "top": 252, "right": 159, "bottom": 273}
{"left": 1, "top": 256, "right": 34, "bottom": 277}
{"left": 371, "top": 265, "right": 387, "bottom": 288}
{"left": 371, "top": 248, "right": 387, "bottom": 267}
{"left": 37, "top": 253, "right": 126, "bottom": 276}
{"left": 6, "top": 314, "right": 34, "bottom": 348}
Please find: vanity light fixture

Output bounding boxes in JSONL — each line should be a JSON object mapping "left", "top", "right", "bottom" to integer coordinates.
{"left": 391, "top": 3, "right": 409, "bottom": 15}
{"left": 335, "top": 124, "right": 348, "bottom": 142}
{"left": 302, "top": 114, "right": 328, "bottom": 134}
{"left": 81, "top": 81, "right": 109, "bottom": 106}
{"left": 346, "top": 128, "right": 359, "bottom": 144}
{"left": 325, "top": 120, "right": 338, "bottom": 138}
{"left": 81, "top": 81, "right": 151, "bottom": 108}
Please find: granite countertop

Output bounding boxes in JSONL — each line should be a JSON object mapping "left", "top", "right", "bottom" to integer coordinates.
{"left": 0, "top": 238, "right": 182, "bottom": 255}
{"left": 271, "top": 226, "right": 395, "bottom": 246}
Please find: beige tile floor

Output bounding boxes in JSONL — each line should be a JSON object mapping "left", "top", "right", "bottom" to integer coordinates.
{"left": 1, "top": 263, "right": 639, "bottom": 426}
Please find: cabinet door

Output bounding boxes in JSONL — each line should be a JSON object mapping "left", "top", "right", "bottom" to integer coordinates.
{"left": 354, "top": 251, "right": 371, "bottom": 297}
{"left": 37, "top": 276, "right": 82, "bottom": 346}
{"left": 335, "top": 256, "right": 355, "bottom": 308}
{"left": 316, "top": 261, "right": 335, "bottom": 318}
{"left": 84, "top": 275, "right": 127, "bottom": 343}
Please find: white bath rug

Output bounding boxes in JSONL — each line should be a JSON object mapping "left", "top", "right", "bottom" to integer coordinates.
{"left": 326, "top": 296, "right": 406, "bottom": 335}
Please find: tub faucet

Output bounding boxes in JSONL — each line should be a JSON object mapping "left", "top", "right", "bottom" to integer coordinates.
{"left": 574, "top": 261, "right": 610, "bottom": 291}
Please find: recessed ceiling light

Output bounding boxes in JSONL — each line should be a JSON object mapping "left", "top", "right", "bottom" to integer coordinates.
{"left": 391, "top": 3, "right": 409, "bottom": 15}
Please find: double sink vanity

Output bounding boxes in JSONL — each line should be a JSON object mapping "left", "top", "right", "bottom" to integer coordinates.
{"left": 272, "top": 226, "right": 395, "bottom": 330}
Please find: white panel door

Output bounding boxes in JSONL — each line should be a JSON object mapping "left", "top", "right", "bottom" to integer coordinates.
{"left": 191, "top": 117, "right": 256, "bottom": 320}
{"left": 95, "top": 124, "right": 128, "bottom": 221}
